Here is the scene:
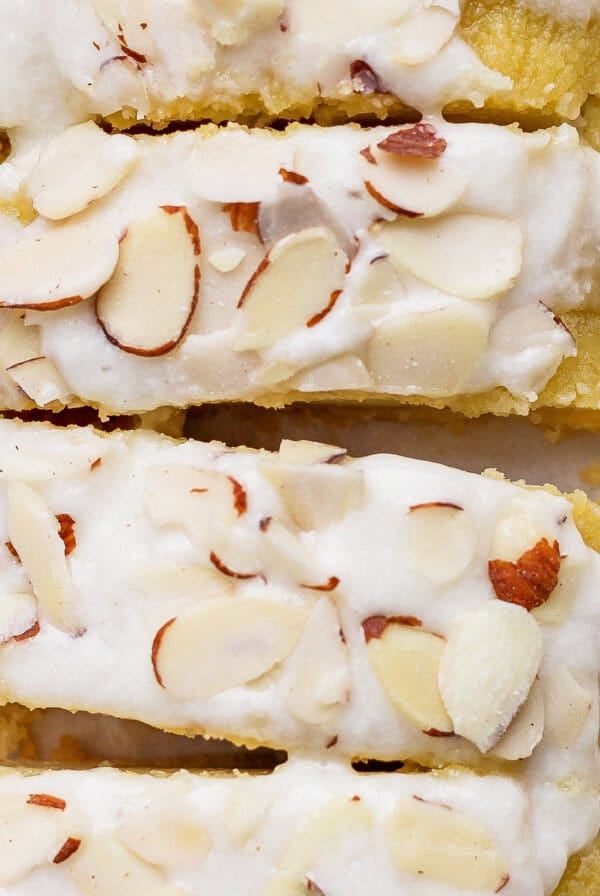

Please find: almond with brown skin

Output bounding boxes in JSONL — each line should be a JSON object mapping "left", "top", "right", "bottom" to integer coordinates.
{"left": 209, "top": 550, "right": 259, "bottom": 580}
{"left": 224, "top": 201, "right": 260, "bottom": 235}
{"left": 228, "top": 476, "right": 248, "bottom": 516}
{"left": 56, "top": 513, "right": 76, "bottom": 555}
{"left": 279, "top": 168, "right": 308, "bottom": 185}
{"left": 489, "top": 537, "right": 561, "bottom": 610}
{"left": 53, "top": 837, "right": 81, "bottom": 864}
{"left": 350, "top": 60, "right": 381, "bottom": 94}
{"left": 301, "top": 576, "right": 340, "bottom": 592}
{"left": 377, "top": 123, "right": 447, "bottom": 159}
{"left": 27, "top": 794, "right": 66, "bottom": 810}
{"left": 306, "top": 289, "right": 342, "bottom": 327}
{"left": 362, "top": 615, "right": 422, "bottom": 642}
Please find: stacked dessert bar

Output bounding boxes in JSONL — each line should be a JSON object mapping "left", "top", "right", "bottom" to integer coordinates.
{"left": 0, "top": 1, "right": 599, "bottom": 894}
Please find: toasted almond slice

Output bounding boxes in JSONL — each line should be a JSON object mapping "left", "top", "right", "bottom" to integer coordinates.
{"left": 259, "top": 518, "right": 319, "bottom": 582}
{"left": 544, "top": 664, "right": 593, "bottom": 748}
{"left": 27, "top": 123, "right": 139, "bottom": 221}
{"left": 262, "top": 463, "right": 364, "bottom": 531}
{"left": 0, "top": 221, "right": 119, "bottom": 310}
{"left": 117, "top": 804, "right": 211, "bottom": 870}
{"left": 387, "top": 797, "right": 508, "bottom": 891}
{"left": 235, "top": 228, "right": 347, "bottom": 351}
{"left": 367, "top": 306, "right": 489, "bottom": 395}
{"left": 365, "top": 622, "right": 452, "bottom": 734}
{"left": 438, "top": 602, "right": 542, "bottom": 752}
{"left": 6, "top": 356, "right": 71, "bottom": 406}
{"left": 0, "top": 794, "right": 73, "bottom": 886}
{"left": 362, "top": 144, "right": 465, "bottom": 220}
{"left": 0, "top": 592, "right": 38, "bottom": 644}
{"left": 279, "top": 440, "right": 346, "bottom": 465}
{"left": 491, "top": 679, "right": 544, "bottom": 760}
{"left": 407, "top": 503, "right": 477, "bottom": 586}
{"left": 265, "top": 873, "right": 318, "bottom": 896}
{"left": 378, "top": 215, "right": 523, "bottom": 300}
{"left": 280, "top": 798, "right": 372, "bottom": 873}
{"left": 284, "top": 598, "right": 349, "bottom": 725}
{"left": 69, "top": 831, "right": 185, "bottom": 896}
{"left": 6, "top": 482, "right": 79, "bottom": 634}
{"left": 152, "top": 598, "right": 307, "bottom": 700}
{"left": 96, "top": 206, "right": 200, "bottom": 356}
{"left": 391, "top": 7, "right": 457, "bottom": 65}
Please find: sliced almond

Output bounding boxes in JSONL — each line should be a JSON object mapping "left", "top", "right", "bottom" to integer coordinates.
{"left": 438, "top": 602, "right": 542, "bottom": 752}
{"left": 0, "top": 592, "right": 38, "bottom": 644}
{"left": 288, "top": 0, "right": 407, "bottom": 45}
{"left": 544, "top": 664, "right": 593, "bottom": 748}
{"left": 6, "top": 482, "right": 80, "bottom": 634}
{"left": 134, "top": 564, "right": 233, "bottom": 600}
{"left": 279, "top": 798, "right": 372, "bottom": 873}
{"left": 152, "top": 598, "right": 307, "bottom": 700}
{"left": 365, "top": 621, "right": 452, "bottom": 734}
{"left": 362, "top": 138, "right": 465, "bottom": 220}
{"left": 144, "top": 464, "right": 240, "bottom": 543}
{"left": 262, "top": 463, "right": 364, "bottom": 530}
{"left": 235, "top": 228, "right": 347, "bottom": 351}
{"left": 0, "top": 221, "right": 119, "bottom": 310}
{"left": 357, "top": 255, "right": 402, "bottom": 305}
{"left": 259, "top": 518, "right": 319, "bottom": 583}
{"left": 378, "top": 215, "right": 523, "bottom": 300}
{"left": 6, "top": 356, "right": 71, "bottom": 406}
{"left": 258, "top": 186, "right": 356, "bottom": 259}
{"left": 279, "top": 440, "right": 346, "bottom": 465}
{"left": 224, "top": 789, "right": 270, "bottom": 844}
{"left": 96, "top": 206, "right": 200, "bottom": 356}
{"left": 387, "top": 797, "right": 508, "bottom": 891}
{"left": 27, "top": 122, "right": 139, "bottom": 221}
{"left": 288, "top": 354, "right": 373, "bottom": 392}
{"left": 490, "top": 513, "right": 548, "bottom": 563}
{"left": 407, "top": 503, "right": 477, "bottom": 586}
{"left": 117, "top": 803, "right": 211, "bottom": 869}
{"left": 284, "top": 598, "right": 349, "bottom": 725}
{"left": 208, "top": 247, "right": 246, "bottom": 273}
{"left": 491, "top": 679, "right": 544, "bottom": 760}
{"left": 391, "top": 7, "right": 457, "bottom": 65}
{"left": 0, "top": 794, "right": 73, "bottom": 886}
{"left": 69, "top": 831, "right": 184, "bottom": 896}
{"left": 0, "top": 315, "right": 41, "bottom": 368}
{"left": 367, "top": 306, "right": 488, "bottom": 395}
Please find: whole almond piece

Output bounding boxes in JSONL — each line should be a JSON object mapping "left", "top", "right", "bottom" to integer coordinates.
{"left": 438, "top": 601, "right": 542, "bottom": 753}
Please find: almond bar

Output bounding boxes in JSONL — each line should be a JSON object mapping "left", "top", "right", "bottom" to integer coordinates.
{"left": 0, "top": 0, "right": 598, "bottom": 137}
{"left": 0, "top": 759, "right": 594, "bottom": 895}
{"left": 0, "top": 121, "right": 599, "bottom": 419}
{"left": 0, "top": 418, "right": 597, "bottom": 794}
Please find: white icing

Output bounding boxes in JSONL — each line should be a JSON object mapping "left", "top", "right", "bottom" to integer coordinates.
{"left": 0, "top": 121, "right": 596, "bottom": 412}
{"left": 0, "top": 760, "right": 576, "bottom": 896}
{"left": 0, "top": 419, "right": 596, "bottom": 886}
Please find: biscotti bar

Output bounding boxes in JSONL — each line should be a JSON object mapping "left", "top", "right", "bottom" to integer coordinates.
{"left": 0, "top": 759, "right": 595, "bottom": 895}
{"left": 0, "top": 418, "right": 597, "bottom": 786}
{"left": 1, "top": 0, "right": 599, "bottom": 139}
{"left": 0, "top": 120, "right": 598, "bottom": 418}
